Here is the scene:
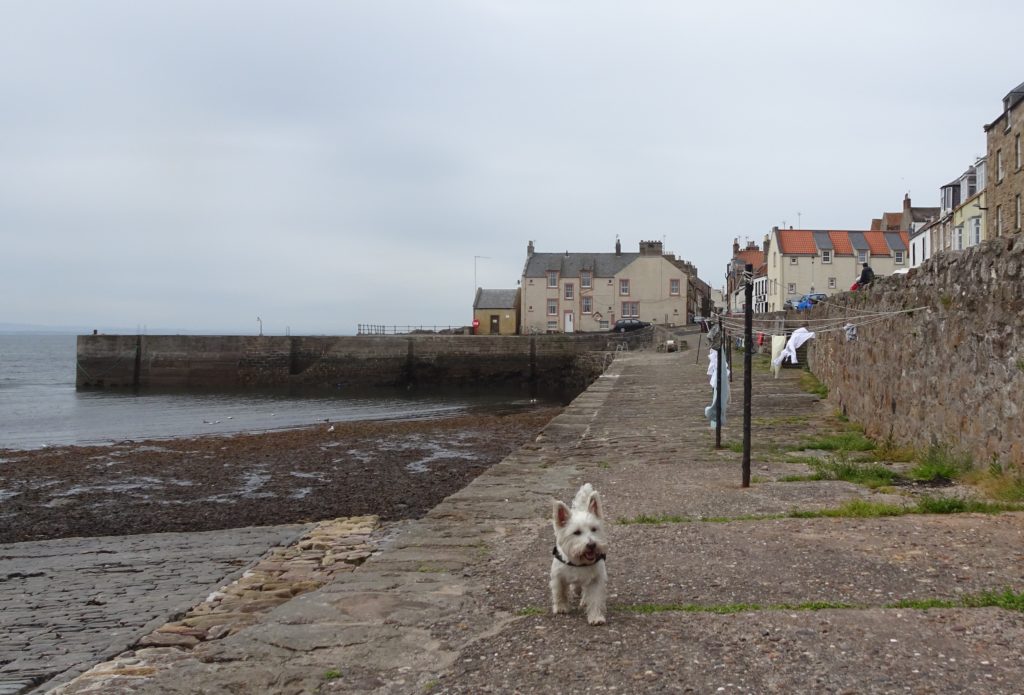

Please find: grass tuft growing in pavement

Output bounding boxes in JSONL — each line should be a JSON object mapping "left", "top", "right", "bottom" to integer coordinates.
{"left": 806, "top": 457, "right": 897, "bottom": 489}
{"left": 798, "top": 370, "right": 829, "bottom": 398}
{"left": 909, "top": 443, "right": 973, "bottom": 482}
{"left": 789, "top": 499, "right": 905, "bottom": 518}
{"left": 798, "top": 430, "right": 876, "bottom": 452}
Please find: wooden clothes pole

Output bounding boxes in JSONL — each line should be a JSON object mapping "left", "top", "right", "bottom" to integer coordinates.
{"left": 742, "top": 264, "right": 753, "bottom": 488}
{"left": 715, "top": 315, "right": 723, "bottom": 449}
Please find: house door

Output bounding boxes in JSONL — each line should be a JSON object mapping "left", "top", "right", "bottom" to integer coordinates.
{"left": 564, "top": 311, "right": 574, "bottom": 333}
{"left": 489, "top": 315, "right": 500, "bottom": 334}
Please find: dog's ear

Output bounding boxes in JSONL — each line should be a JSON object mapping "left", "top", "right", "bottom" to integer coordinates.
{"left": 553, "top": 500, "right": 570, "bottom": 528}
{"left": 587, "top": 491, "right": 603, "bottom": 519}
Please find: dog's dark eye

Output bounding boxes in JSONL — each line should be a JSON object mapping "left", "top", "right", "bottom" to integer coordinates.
{"left": 573, "top": 530, "right": 581, "bottom": 535}
{"left": 591, "top": 527, "right": 597, "bottom": 532}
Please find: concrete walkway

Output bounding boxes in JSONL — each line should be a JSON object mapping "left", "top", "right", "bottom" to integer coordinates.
{"left": 49, "top": 350, "right": 1024, "bottom": 693}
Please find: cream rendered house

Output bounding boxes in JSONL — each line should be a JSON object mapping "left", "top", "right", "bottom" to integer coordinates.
{"left": 520, "top": 240, "right": 690, "bottom": 333}
{"left": 764, "top": 228, "right": 910, "bottom": 311}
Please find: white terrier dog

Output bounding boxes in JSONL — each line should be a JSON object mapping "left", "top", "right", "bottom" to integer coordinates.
{"left": 550, "top": 483, "right": 608, "bottom": 625}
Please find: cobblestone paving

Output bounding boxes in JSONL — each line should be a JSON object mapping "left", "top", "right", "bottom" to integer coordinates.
{"left": 0, "top": 525, "right": 306, "bottom": 694}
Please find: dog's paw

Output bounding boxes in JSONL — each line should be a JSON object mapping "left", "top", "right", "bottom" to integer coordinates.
{"left": 552, "top": 603, "right": 569, "bottom": 615}
{"left": 588, "top": 615, "right": 606, "bottom": 626}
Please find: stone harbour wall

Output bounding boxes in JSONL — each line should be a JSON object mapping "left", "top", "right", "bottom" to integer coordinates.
{"left": 806, "top": 235, "right": 1024, "bottom": 466}
{"left": 76, "top": 330, "right": 653, "bottom": 395}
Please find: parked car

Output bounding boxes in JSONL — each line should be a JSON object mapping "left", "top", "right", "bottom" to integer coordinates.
{"left": 784, "top": 293, "right": 828, "bottom": 310}
{"left": 610, "top": 318, "right": 650, "bottom": 333}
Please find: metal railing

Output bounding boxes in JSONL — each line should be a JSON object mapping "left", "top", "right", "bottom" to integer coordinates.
{"left": 357, "top": 324, "right": 470, "bottom": 336}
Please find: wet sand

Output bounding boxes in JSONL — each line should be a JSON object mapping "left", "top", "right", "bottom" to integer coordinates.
{"left": 0, "top": 407, "right": 561, "bottom": 543}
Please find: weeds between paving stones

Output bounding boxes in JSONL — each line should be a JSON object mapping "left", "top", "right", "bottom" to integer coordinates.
{"left": 514, "top": 589, "right": 1024, "bottom": 617}
{"left": 617, "top": 496, "right": 1024, "bottom": 525}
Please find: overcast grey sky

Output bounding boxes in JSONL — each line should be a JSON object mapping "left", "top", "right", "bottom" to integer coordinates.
{"left": 2, "top": 1, "right": 1022, "bottom": 334}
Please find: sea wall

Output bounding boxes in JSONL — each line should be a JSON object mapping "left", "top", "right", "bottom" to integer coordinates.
{"left": 76, "top": 330, "right": 653, "bottom": 395}
{"left": 806, "top": 235, "right": 1024, "bottom": 466}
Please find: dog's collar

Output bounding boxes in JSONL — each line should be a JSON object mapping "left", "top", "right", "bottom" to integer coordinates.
{"left": 552, "top": 545, "right": 606, "bottom": 567}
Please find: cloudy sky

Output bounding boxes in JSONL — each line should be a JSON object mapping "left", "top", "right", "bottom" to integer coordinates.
{"left": 3, "top": 1, "right": 1022, "bottom": 334}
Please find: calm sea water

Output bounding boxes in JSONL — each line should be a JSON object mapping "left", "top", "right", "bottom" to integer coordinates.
{"left": 0, "top": 334, "right": 541, "bottom": 450}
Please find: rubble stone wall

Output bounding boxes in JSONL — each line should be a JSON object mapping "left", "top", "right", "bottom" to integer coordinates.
{"left": 806, "top": 235, "right": 1024, "bottom": 466}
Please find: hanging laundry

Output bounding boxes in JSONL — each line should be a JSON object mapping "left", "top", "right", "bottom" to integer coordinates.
{"left": 705, "top": 346, "right": 730, "bottom": 428}
{"left": 770, "top": 335, "right": 786, "bottom": 378}
{"left": 771, "top": 325, "right": 815, "bottom": 368}
{"left": 844, "top": 323, "right": 858, "bottom": 342}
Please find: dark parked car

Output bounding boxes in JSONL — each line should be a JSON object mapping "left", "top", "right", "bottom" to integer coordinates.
{"left": 611, "top": 318, "right": 650, "bottom": 333}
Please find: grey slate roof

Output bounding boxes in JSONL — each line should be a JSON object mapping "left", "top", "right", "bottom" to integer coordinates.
{"left": 847, "top": 232, "right": 869, "bottom": 250}
{"left": 523, "top": 252, "right": 640, "bottom": 279}
{"left": 811, "top": 231, "right": 833, "bottom": 250}
{"left": 474, "top": 289, "right": 519, "bottom": 309}
{"left": 883, "top": 232, "right": 907, "bottom": 251}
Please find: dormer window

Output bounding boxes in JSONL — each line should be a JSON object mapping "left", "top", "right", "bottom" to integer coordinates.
{"left": 821, "top": 250, "right": 832, "bottom": 264}
{"left": 858, "top": 250, "right": 868, "bottom": 264}
{"left": 580, "top": 271, "right": 592, "bottom": 289}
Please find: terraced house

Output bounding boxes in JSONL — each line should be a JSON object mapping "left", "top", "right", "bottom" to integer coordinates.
{"left": 764, "top": 227, "right": 910, "bottom": 311}
{"left": 984, "top": 80, "right": 1024, "bottom": 238}
{"left": 520, "top": 239, "right": 694, "bottom": 333}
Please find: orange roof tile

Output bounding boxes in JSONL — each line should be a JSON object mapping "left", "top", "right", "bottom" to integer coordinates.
{"left": 777, "top": 230, "right": 910, "bottom": 257}
{"left": 735, "top": 248, "right": 765, "bottom": 267}
{"left": 828, "top": 231, "right": 853, "bottom": 254}
{"left": 776, "top": 230, "right": 817, "bottom": 255}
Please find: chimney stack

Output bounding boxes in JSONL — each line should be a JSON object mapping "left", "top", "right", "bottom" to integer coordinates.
{"left": 615, "top": 238, "right": 621, "bottom": 256}
{"left": 527, "top": 240, "right": 534, "bottom": 257}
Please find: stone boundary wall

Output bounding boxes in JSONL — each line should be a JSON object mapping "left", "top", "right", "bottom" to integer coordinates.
{"left": 76, "top": 330, "right": 654, "bottom": 394}
{"left": 805, "top": 235, "right": 1024, "bottom": 466}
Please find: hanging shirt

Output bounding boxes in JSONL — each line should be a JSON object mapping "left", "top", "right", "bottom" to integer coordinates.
{"left": 772, "top": 326, "right": 815, "bottom": 367}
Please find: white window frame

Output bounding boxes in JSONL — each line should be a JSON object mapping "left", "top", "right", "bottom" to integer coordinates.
{"left": 580, "top": 271, "right": 592, "bottom": 289}
{"left": 857, "top": 250, "right": 868, "bottom": 264}
{"left": 582, "top": 296, "right": 592, "bottom": 314}
{"left": 546, "top": 299, "right": 557, "bottom": 316}
{"left": 828, "top": 277, "right": 836, "bottom": 289}
{"left": 787, "top": 282, "right": 796, "bottom": 295}
{"left": 970, "top": 217, "right": 981, "bottom": 245}
{"left": 894, "top": 250, "right": 905, "bottom": 265}
{"left": 564, "top": 283, "right": 574, "bottom": 301}
{"left": 1016, "top": 134, "right": 1022, "bottom": 170}
{"left": 821, "top": 249, "right": 832, "bottom": 264}
{"left": 789, "top": 256, "right": 798, "bottom": 265}
{"left": 997, "top": 149, "right": 1004, "bottom": 182}
{"left": 619, "top": 279, "right": 630, "bottom": 296}
{"left": 996, "top": 205, "right": 1003, "bottom": 236}
{"left": 1017, "top": 195, "right": 1022, "bottom": 230}
{"left": 669, "top": 278, "right": 680, "bottom": 296}
{"left": 621, "top": 301, "right": 639, "bottom": 318}
{"left": 954, "top": 226, "right": 964, "bottom": 250}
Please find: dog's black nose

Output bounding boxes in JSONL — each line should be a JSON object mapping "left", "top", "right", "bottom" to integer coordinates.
{"left": 586, "top": 542, "right": 596, "bottom": 551}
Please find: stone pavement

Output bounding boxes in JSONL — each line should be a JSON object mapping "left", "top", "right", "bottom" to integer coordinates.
{"left": 0, "top": 525, "right": 306, "bottom": 694}
{"left": 43, "top": 349, "right": 1024, "bottom": 693}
